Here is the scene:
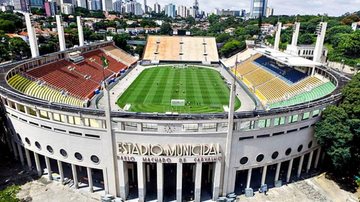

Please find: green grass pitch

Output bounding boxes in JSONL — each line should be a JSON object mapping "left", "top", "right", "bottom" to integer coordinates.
{"left": 116, "top": 66, "right": 241, "bottom": 113}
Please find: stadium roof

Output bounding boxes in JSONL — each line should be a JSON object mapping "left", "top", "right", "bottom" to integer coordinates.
{"left": 255, "top": 47, "right": 321, "bottom": 67}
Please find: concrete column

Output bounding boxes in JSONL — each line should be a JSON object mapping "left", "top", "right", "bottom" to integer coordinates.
{"left": 274, "top": 22, "right": 282, "bottom": 51}
{"left": 291, "top": 22, "right": 300, "bottom": 46}
{"left": 307, "top": 151, "right": 314, "bottom": 173}
{"left": 56, "top": 15, "right": 66, "bottom": 51}
{"left": 222, "top": 76, "right": 236, "bottom": 196}
{"left": 24, "top": 13, "right": 39, "bottom": 58}
{"left": 71, "top": 164, "right": 79, "bottom": 189}
{"left": 274, "top": 162, "right": 281, "bottom": 182}
{"left": 76, "top": 16, "right": 84, "bottom": 47}
{"left": 246, "top": 168, "right": 252, "bottom": 188}
{"left": 87, "top": 167, "right": 93, "bottom": 192}
{"left": 176, "top": 163, "right": 183, "bottom": 202}
{"left": 261, "top": 165, "right": 268, "bottom": 185}
{"left": 17, "top": 143, "right": 25, "bottom": 166}
{"left": 286, "top": 159, "right": 294, "bottom": 182}
{"left": 57, "top": 160, "right": 64, "bottom": 184}
{"left": 194, "top": 163, "right": 202, "bottom": 202}
{"left": 212, "top": 161, "right": 222, "bottom": 200}
{"left": 25, "top": 149, "right": 32, "bottom": 170}
{"left": 34, "top": 152, "right": 42, "bottom": 176}
{"left": 45, "top": 156, "right": 52, "bottom": 181}
{"left": 137, "top": 162, "right": 146, "bottom": 202}
{"left": 314, "top": 148, "right": 321, "bottom": 169}
{"left": 297, "top": 156, "right": 304, "bottom": 177}
{"left": 103, "top": 168, "right": 109, "bottom": 193}
{"left": 157, "top": 163, "right": 163, "bottom": 202}
{"left": 118, "top": 161, "right": 129, "bottom": 199}
{"left": 313, "top": 22, "right": 328, "bottom": 63}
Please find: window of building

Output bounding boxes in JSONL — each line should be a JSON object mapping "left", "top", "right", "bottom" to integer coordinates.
{"left": 91, "top": 155, "right": 100, "bottom": 164}
{"left": 60, "top": 149, "right": 68, "bottom": 158}
{"left": 297, "top": 145, "right": 303, "bottom": 152}
{"left": 35, "top": 141, "right": 41, "bottom": 150}
{"left": 25, "top": 137, "right": 30, "bottom": 146}
{"left": 74, "top": 152, "right": 83, "bottom": 161}
{"left": 47, "top": 145, "right": 54, "bottom": 154}
{"left": 308, "top": 141, "right": 313, "bottom": 148}
{"left": 271, "top": 151, "right": 279, "bottom": 159}
{"left": 240, "top": 157, "right": 248, "bottom": 165}
{"left": 285, "top": 148, "right": 292, "bottom": 156}
{"left": 302, "top": 112, "right": 310, "bottom": 120}
{"left": 256, "top": 154, "right": 264, "bottom": 162}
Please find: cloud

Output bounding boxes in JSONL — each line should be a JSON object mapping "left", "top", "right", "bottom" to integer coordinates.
{"left": 145, "top": 0, "right": 360, "bottom": 16}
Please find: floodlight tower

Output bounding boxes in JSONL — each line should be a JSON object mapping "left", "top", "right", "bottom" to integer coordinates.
{"left": 274, "top": 22, "right": 282, "bottom": 51}
{"left": 291, "top": 22, "right": 300, "bottom": 46}
{"left": 222, "top": 58, "right": 237, "bottom": 197}
{"left": 24, "top": 13, "right": 39, "bottom": 58}
{"left": 313, "top": 22, "right": 327, "bottom": 63}
{"left": 56, "top": 15, "right": 66, "bottom": 51}
{"left": 76, "top": 16, "right": 84, "bottom": 47}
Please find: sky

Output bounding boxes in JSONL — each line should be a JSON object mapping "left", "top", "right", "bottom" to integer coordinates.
{"left": 146, "top": 0, "right": 360, "bottom": 16}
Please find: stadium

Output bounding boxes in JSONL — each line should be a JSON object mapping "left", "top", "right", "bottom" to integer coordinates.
{"left": 0, "top": 16, "right": 348, "bottom": 202}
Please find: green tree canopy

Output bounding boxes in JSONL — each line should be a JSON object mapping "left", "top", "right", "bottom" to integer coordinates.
{"left": 315, "top": 73, "right": 360, "bottom": 175}
{"left": 113, "top": 33, "right": 131, "bottom": 52}
{"left": 159, "top": 23, "right": 172, "bottom": 35}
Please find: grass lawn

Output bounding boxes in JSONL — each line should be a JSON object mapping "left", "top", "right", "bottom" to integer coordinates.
{"left": 116, "top": 66, "right": 241, "bottom": 113}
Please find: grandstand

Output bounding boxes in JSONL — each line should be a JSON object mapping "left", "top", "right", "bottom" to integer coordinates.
{"left": 6, "top": 45, "right": 137, "bottom": 106}
{"left": 26, "top": 49, "right": 132, "bottom": 99}
{"left": 8, "top": 74, "right": 84, "bottom": 107}
{"left": 102, "top": 45, "right": 138, "bottom": 66}
{"left": 143, "top": 36, "right": 219, "bottom": 64}
{"left": 231, "top": 51, "right": 336, "bottom": 108}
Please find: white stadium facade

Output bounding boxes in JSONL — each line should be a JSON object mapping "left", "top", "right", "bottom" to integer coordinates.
{"left": 0, "top": 15, "right": 348, "bottom": 202}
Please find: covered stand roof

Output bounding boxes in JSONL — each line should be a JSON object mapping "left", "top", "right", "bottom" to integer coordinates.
{"left": 255, "top": 47, "right": 321, "bottom": 67}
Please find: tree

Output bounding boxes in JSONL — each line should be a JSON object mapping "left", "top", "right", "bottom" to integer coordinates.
{"left": 216, "top": 33, "right": 231, "bottom": 43}
{"left": 298, "top": 33, "right": 315, "bottom": 45}
{"left": 140, "top": 19, "right": 157, "bottom": 28}
{"left": 326, "top": 25, "right": 353, "bottom": 45}
{"left": 159, "top": 23, "right": 172, "bottom": 35}
{"left": 341, "top": 14, "right": 360, "bottom": 25}
{"left": 337, "top": 31, "right": 360, "bottom": 57}
{"left": 219, "top": 39, "right": 246, "bottom": 58}
{"left": 8, "top": 37, "right": 30, "bottom": 60}
{"left": 185, "top": 16, "right": 195, "bottom": 26}
{"left": 113, "top": 33, "right": 131, "bottom": 52}
{"left": 0, "top": 19, "right": 15, "bottom": 33}
{"left": 315, "top": 73, "right": 360, "bottom": 176}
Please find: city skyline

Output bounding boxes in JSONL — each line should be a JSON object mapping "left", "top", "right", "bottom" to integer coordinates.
{"left": 146, "top": 0, "right": 359, "bottom": 16}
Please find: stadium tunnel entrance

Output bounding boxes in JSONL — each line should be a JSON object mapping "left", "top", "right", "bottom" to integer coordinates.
{"left": 201, "top": 162, "right": 215, "bottom": 201}
{"left": 163, "top": 163, "right": 176, "bottom": 201}
{"left": 145, "top": 163, "right": 157, "bottom": 201}
{"left": 182, "top": 163, "right": 195, "bottom": 201}
{"left": 126, "top": 162, "right": 138, "bottom": 200}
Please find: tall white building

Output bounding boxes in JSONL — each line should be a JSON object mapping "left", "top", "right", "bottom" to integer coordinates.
{"left": 61, "top": 3, "right": 74, "bottom": 14}
{"left": 188, "top": 6, "right": 195, "bottom": 18}
{"left": 266, "top": 7, "right": 273, "bottom": 17}
{"left": 142, "top": 0, "right": 147, "bottom": 13}
{"left": 88, "top": 0, "right": 101, "bottom": 10}
{"left": 113, "top": 0, "right": 122, "bottom": 13}
{"left": 250, "top": 0, "right": 268, "bottom": 18}
{"left": 177, "top": 5, "right": 187, "bottom": 18}
{"left": 76, "top": 0, "right": 87, "bottom": 8}
{"left": 153, "top": 2, "right": 160, "bottom": 13}
{"left": 193, "top": 0, "right": 199, "bottom": 17}
{"left": 164, "top": 3, "right": 176, "bottom": 18}
{"left": 101, "top": 0, "right": 112, "bottom": 11}
{"left": 134, "top": 2, "right": 143, "bottom": 15}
